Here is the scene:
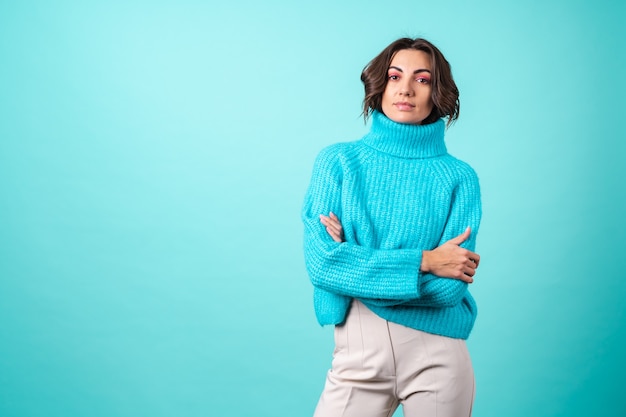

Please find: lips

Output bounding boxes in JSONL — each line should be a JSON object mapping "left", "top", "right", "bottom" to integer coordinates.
{"left": 394, "top": 102, "right": 415, "bottom": 111}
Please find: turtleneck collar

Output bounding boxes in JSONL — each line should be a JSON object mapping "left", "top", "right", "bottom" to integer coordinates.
{"left": 361, "top": 111, "right": 447, "bottom": 159}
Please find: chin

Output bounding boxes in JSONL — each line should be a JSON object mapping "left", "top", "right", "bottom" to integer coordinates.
{"left": 389, "top": 112, "right": 425, "bottom": 125}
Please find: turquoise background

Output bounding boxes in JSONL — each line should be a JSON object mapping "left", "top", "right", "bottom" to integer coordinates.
{"left": 1, "top": 0, "right": 625, "bottom": 416}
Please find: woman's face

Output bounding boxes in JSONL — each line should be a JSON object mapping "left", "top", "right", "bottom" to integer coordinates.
{"left": 381, "top": 49, "right": 434, "bottom": 125}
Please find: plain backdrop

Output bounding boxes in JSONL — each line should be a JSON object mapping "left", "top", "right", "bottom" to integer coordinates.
{"left": 1, "top": 0, "right": 625, "bottom": 416}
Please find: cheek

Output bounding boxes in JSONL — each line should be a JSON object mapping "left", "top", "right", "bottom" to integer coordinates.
{"left": 423, "top": 93, "right": 434, "bottom": 110}
{"left": 382, "top": 85, "right": 393, "bottom": 99}
{"left": 381, "top": 88, "right": 394, "bottom": 107}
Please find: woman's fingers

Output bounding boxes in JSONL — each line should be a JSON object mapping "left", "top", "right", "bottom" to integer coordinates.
{"left": 320, "top": 213, "right": 345, "bottom": 242}
{"left": 462, "top": 265, "right": 475, "bottom": 283}
{"left": 326, "top": 227, "right": 342, "bottom": 242}
{"left": 468, "top": 252, "right": 480, "bottom": 268}
{"left": 320, "top": 214, "right": 342, "bottom": 233}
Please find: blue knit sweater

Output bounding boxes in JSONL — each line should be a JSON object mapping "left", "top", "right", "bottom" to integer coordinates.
{"left": 302, "top": 111, "right": 482, "bottom": 339}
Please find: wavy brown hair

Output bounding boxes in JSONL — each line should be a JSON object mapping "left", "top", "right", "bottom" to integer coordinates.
{"left": 361, "top": 38, "right": 460, "bottom": 127}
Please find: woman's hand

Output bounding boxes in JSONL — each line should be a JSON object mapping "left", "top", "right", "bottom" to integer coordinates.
{"left": 319, "top": 212, "right": 345, "bottom": 243}
{"left": 420, "top": 227, "right": 480, "bottom": 283}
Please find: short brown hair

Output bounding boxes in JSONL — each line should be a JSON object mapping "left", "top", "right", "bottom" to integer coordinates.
{"left": 361, "top": 38, "right": 460, "bottom": 126}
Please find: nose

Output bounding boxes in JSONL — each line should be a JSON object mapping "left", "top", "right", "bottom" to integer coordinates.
{"left": 399, "top": 79, "right": 414, "bottom": 96}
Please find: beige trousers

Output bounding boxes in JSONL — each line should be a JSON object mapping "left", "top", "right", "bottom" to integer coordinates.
{"left": 313, "top": 300, "right": 475, "bottom": 417}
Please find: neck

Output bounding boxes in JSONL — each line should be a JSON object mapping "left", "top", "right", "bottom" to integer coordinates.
{"left": 362, "top": 111, "right": 447, "bottom": 159}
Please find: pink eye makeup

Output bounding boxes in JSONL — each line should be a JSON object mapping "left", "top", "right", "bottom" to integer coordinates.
{"left": 387, "top": 65, "right": 432, "bottom": 85}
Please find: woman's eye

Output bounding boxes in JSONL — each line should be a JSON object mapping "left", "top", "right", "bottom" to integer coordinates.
{"left": 416, "top": 77, "right": 430, "bottom": 84}
{"left": 388, "top": 75, "right": 400, "bottom": 81}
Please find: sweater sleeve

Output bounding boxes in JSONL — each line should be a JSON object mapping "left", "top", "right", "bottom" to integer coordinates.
{"left": 302, "top": 146, "right": 424, "bottom": 300}
{"left": 365, "top": 165, "right": 482, "bottom": 308}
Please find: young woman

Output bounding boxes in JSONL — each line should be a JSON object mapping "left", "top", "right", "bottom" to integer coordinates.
{"left": 302, "top": 38, "right": 482, "bottom": 417}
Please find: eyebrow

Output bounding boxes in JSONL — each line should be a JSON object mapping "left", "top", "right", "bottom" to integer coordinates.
{"left": 389, "top": 66, "right": 431, "bottom": 74}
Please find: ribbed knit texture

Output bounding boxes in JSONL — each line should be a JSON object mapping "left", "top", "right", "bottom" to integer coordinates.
{"left": 302, "top": 111, "right": 482, "bottom": 339}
